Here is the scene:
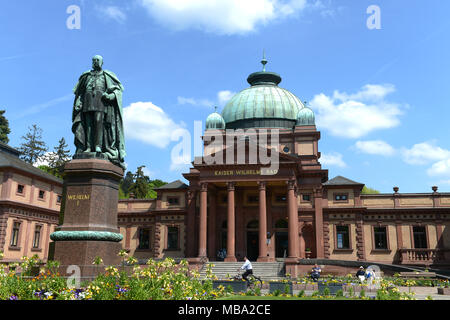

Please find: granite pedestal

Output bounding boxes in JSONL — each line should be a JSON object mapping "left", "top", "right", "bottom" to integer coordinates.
{"left": 51, "top": 156, "right": 124, "bottom": 279}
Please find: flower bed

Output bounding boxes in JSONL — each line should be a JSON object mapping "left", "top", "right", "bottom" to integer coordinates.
{"left": 212, "top": 280, "right": 247, "bottom": 293}
{"left": 269, "top": 281, "right": 293, "bottom": 295}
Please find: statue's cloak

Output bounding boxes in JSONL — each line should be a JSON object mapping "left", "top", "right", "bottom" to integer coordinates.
{"left": 72, "top": 70, "right": 126, "bottom": 169}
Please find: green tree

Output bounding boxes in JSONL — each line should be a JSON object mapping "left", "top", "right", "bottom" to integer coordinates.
{"left": 17, "top": 124, "right": 48, "bottom": 164}
{"left": 45, "top": 137, "right": 71, "bottom": 177}
{"left": 119, "top": 171, "right": 134, "bottom": 199}
{"left": 123, "top": 166, "right": 167, "bottom": 199}
{"left": 0, "top": 109, "right": 11, "bottom": 144}
{"left": 147, "top": 179, "right": 168, "bottom": 199}
{"left": 361, "top": 186, "right": 380, "bottom": 194}
{"left": 128, "top": 166, "right": 150, "bottom": 199}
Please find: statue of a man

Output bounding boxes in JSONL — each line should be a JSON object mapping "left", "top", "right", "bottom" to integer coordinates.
{"left": 72, "top": 55, "right": 126, "bottom": 169}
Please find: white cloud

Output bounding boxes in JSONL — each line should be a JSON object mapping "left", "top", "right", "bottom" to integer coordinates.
{"left": 427, "top": 159, "right": 450, "bottom": 177}
{"left": 33, "top": 152, "right": 51, "bottom": 167}
{"left": 217, "top": 90, "right": 236, "bottom": 106}
{"left": 401, "top": 141, "right": 450, "bottom": 165}
{"left": 123, "top": 101, "right": 184, "bottom": 148}
{"left": 309, "top": 84, "right": 403, "bottom": 138}
{"left": 177, "top": 96, "right": 214, "bottom": 108}
{"left": 138, "top": 0, "right": 312, "bottom": 35}
{"left": 97, "top": 5, "right": 127, "bottom": 23}
{"left": 354, "top": 140, "right": 395, "bottom": 156}
{"left": 320, "top": 152, "right": 346, "bottom": 168}
{"left": 178, "top": 90, "right": 236, "bottom": 109}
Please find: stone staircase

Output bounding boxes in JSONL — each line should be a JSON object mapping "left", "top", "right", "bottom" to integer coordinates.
{"left": 199, "top": 261, "right": 285, "bottom": 281}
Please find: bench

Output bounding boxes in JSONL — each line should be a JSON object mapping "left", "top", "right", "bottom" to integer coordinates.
{"left": 398, "top": 272, "right": 437, "bottom": 279}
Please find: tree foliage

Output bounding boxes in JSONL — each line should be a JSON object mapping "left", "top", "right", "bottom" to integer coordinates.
{"left": 361, "top": 186, "right": 380, "bottom": 194}
{"left": 0, "top": 109, "right": 11, "bottom": 144}
{"left": 17, "top": 124, "right": 48, "bottom": 164}
{"left": 119, "top": 166, "right": 167, "bottom": 199}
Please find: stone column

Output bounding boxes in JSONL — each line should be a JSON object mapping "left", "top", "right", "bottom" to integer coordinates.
{"left": 185, "top": 189, "right": 197, "bottom": 257}
{"left": 313, "top": 187, "right": 325, "bottom": 258}
{"left": 207, "top": 190, "right": 217, "bottom": 259}
{"left": 257, "top": 181, "right": 269, "bottom": 261}
{"left": 198, "top": 182, "right": 208, "bottom": 258}
{"left": 287, "top": 180, "right": 299, "bottom": 259}
{"left": 225, "top": 182, "right": 237, "bottom": 262}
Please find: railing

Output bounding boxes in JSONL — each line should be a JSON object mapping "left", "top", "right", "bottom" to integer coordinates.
{"left": 399, "top": 248, "right": 450, "bottom": 265}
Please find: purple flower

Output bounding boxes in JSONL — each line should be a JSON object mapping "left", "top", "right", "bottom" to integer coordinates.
{"left": 9, "top": 295, "right": 18, "bottom": 300}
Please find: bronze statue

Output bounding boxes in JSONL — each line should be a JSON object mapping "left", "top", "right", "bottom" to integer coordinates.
{"left": 72, "top": 55, "right": 126, "bottom": 169}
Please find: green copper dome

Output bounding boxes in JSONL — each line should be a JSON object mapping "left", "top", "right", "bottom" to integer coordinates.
{"left": 221, "top": 59, "right": 305, "bottom": 129}
{"left": 205, "top": 110, "right": 226, "bottom": 130}
{"left": 296, "top": 107, "right": 315, "bottom": 126}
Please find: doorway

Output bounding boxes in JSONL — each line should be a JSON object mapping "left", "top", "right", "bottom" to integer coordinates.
{"left": 275, "top": 232, "right": 288, "bottom": 258}
{"left": 246, "top": 231, "right": 259, "bottom": 261}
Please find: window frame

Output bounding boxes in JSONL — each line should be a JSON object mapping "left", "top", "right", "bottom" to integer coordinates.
{"left": 274, "top": 193, "right": 287, "bottom": 203}
{"left": 16, "top": 184, "right": 25, "bottom": 196}
{"left": 166, "top": 225, "right": 180, "bottom": 251}
{"left": 9, "top": 220, "right": 22, "bottom": 249}
{"left": 333, "top": 193, "right": 349, "bottom": 203}
{"left": 411, "top": 225, "right": 428, "bottom": 249}
{"left": 167, "top": 196, "right": 180, "bottom": 206}
{"left": 371, "top": 225, "right": 391, "bottom": 252}
{"left": 38, "top": 189, "right": 46, "bottom": 201}
{"left": 137, "top": 227, "right": 151, "bottom": 250}
{"left": 32, "top": 224, "right": 43, "bottom": 250}
{"left": 301, "top": 194, "right": 312, "bottom": 203}
{"left": 333, "top": 224, "right": 352, "bottom": 251}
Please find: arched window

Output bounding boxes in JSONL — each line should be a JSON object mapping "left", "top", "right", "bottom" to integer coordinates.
{"left": 247, "top": 220, "right": 259, "bottom": 229}
{"left": 274, "top": 219, "right": 288, "bottom": 229}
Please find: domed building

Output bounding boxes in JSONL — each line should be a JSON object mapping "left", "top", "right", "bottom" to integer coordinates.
{"left": 182, "top": 58, "right": 330, "bottom": 272}
{"left": 114, "top": 58, "right": 450, "bottom": 278}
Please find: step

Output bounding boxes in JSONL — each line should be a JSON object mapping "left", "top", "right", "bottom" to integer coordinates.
{"left": 199, "top": 262, "right": 285, "bottom": 281}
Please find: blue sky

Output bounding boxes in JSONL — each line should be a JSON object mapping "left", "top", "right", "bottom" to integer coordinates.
{"left": 1, "top": 0, "right": 450, "bottom": 193}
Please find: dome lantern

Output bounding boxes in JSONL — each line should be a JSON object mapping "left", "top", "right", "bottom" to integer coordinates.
{"left": 205, "top": 106, "right": 226, "bottom": 130}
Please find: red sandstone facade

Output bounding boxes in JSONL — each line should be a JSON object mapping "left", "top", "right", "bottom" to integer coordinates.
{"left": 0, "top": 143, "right": 61, "bottom": 263}
{"left": 116, "top": 127, "right": 450, "bottom": 275}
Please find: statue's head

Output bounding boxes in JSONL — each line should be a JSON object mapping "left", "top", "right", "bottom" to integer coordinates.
{"left": 92, "top": 55, "right": 103, "bottom": 70}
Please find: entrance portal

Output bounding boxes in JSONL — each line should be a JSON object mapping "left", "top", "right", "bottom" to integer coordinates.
{"left": 246, "top": 231, "right": 259, "bottom": 261}
{"left": 275, "top": 232, "right": 288, "bottom": 258}
{"left": 246, "top": 220, "right": 259, "bottom": 261}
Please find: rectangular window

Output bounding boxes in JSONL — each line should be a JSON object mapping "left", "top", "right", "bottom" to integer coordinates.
{"left": 10, "top": 222, "right": 20, "bottom": 247}
{"left": 138, "top": 228, "right": 150, "bottom": 250}
{"left": 38, "top": 190, "right": 45, "bottom": 199}
{"left": 275, "top": 194, "right": 287, "bottom": 202}
{"left": 56, "top": 195, "right": 62, "bottom": 204}
{"left": 167, "top": 197, "right": 179, "bottom": 205}
{"left": 374, "top": 226, "right": 388, "bottom": 250}
{"left": 247, "top": 195, "right": 259, "bottom": 203}
{"left": 302, "top": 194, "right": 311, "bottom": 202}
{"left": 334, "top": 194, "right": 348, "bottom": 201}
{"left": 167, "top": 226, "right": 179, "bottom": 250}
{"left": 413, "top": 226, "right": 427, "bottom": 249}
{"left": 17, "top": 184, "right": 25, "bottom": 194}
{"left": 33, "top": 225, "right": 42, "bottom": 248}
{"left": 336, "top": 225, "right": 350, "bottom": 249}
